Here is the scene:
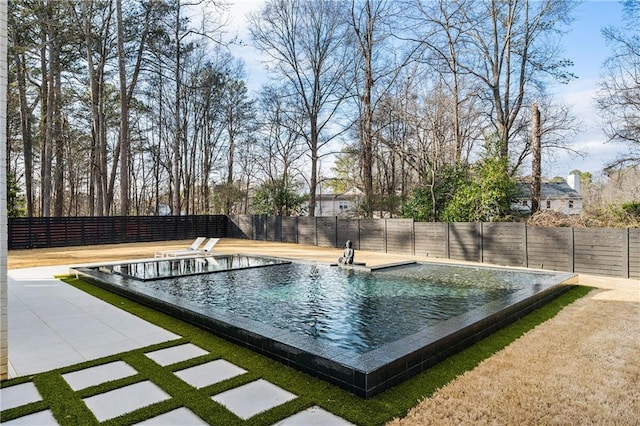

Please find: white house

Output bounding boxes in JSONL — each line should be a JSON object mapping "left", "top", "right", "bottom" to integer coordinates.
{"left": 313, "top": 188, "right": 363, "bottom": 217}
{"left": 513, "top": 175, "right": 583, "bottom": 215}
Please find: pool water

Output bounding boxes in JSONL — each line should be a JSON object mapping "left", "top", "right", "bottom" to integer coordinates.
{"left": 96, "top": 262, "right": 551, "bottom": 354}
{"left": 74, "top": 257, "right": 573, "bottom": 397}
{"left": 98, "top": 255, "right": 289, "bottom": 280}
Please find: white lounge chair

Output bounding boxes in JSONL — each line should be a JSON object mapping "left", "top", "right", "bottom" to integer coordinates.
{"left": 199, "top": 238, "right": 220, "bottom": 255}
{"left": 159, "top": 237, "right": 220, "bottom": 258}
{"left": 155, "top": 237, "right": 206, "bottom": 258}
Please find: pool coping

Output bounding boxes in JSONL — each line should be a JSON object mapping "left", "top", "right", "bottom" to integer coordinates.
{"left": 71, "top": 258, "right": 577, "bottom": 398}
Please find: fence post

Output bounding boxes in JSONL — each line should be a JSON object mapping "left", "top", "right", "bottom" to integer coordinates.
{"left": 384, "top": 218, "right": 388, "bottom": 253}
{"left": 411, "top": 219, "right": 415, "bottom": 256}
{"left": 623, "top": 228, "right": 630, "bottom": 278}
{"left": 479, "top": 222, "right": 484, "bottom": 264}
{"left": 523, "top": 224, "right": 528, "bottom": 268}
{"left": 46, "top": 217, "right": 51, "bottom": 247}
{"left": 445, "top": 222, "right": 450, "bottom": 259}
{"left": 569, "top": 227, "right": 575, "bottom": 273}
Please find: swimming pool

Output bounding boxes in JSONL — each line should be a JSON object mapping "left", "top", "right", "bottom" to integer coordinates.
{"left": 97, "top": 255, "right": 289, "bottom": 280}
{"left": 73, "top": 256, "right": 575, "bottom": 398}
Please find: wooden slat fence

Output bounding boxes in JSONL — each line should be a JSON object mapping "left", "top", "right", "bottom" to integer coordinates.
{"left": 482, "top": 223, "right": 526, "bottom": 267}
{"left": 224, "top": 215, "right": 638, "bottom": 279}
{"left": 629, "top": 229, "right": 640, "bottom": 279}
{"left": 526, "top": 227, "right": 572, "bottom": 271}
{"left": 573, "top": 228, "right": 625, "bottom": 277}
{"left": 10, "top": 215, "right": 637, "bottom": 279}
{"left": 414, "top": 222, "right": 447, "bottom": 258}
{"left": 9, "top": 215, "right": 226, "bottom": 250}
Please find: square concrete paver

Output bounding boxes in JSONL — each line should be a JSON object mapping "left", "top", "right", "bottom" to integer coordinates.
{"left": 135, "top": 407, "right": 208, "bottom": 425}
{"left": 0, "top": 382, "right": 42, "bottom": 411}
{"left": 8, "top": 267, "right": 180, "bottom": 378}
{"left": 174, "top": 359, "right": 247, "bottom": 389}
{"left": 145, "top": 343, "right": 208, "bottom": 366}
{"left": 1, "top": 409, "right": 57, "bottom": 425}
{"left": 274, "top": 406, "right": 355, "bottom": 425}
{"left": 212, "top": 379, "right": 297, "bottom": 420}
{"left": 83, "top": 380, "right": 171, "bottom": 422}
{"left": 62, "top": 361, "right": 138, "bottom": 391}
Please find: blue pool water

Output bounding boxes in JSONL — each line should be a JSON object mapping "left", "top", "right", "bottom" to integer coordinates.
{"left": 91, "top": 260, "right": 554, "bottom": 354}
{"left": 75, "top": 255, "right": 573, "bottom": 397}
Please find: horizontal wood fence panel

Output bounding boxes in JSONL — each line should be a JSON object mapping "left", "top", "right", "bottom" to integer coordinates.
{"left": 629, "top": 229, "right": 640, "bottom": 279}
{"left": 336, "top": 219, "right": 360, "bottom": 250}
{"left": 266, "top": 216, "right": 281, "bottom": 242}
{"left": 414, "top": 222, "right": 447, "bottom": 258}
{"left": 316, "top": 217, "right": 337, "bottom": 248}
{"left": 254, "top": 215, "right": 267, "bottom": 240}
{"left": 573, "top": 228, "right": 624, "bottom": 276}
{"left": 526, "top": 227, "right": 572, "bottom": 271}
{"left": 448, "top": 223, "right": 480, "bottom": 262}
{"left": 482, "top": 223, "right": 525, "bottom": 266}
{"left": 9, "top": 216, "right": 226, "bottom": 250}
{"left": 297, "top": 217, "right": 316, "bottom": 246}
{"left": 9, "top": 215, "right": 632, "bottom": 279}
{"left": 238, "top": 215, "right": 254, "bottom": 239}
{"left": 359, "top": 219, "right": 385, "bottom": 252}
{"left": 386, "top": 219, "right": 413, "bottom": 255}
{"left": 281, "top": 217, "right": 297, "bottom": 243}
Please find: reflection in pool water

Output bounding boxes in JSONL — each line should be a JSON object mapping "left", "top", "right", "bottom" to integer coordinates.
{"left": 75, "top": 257, "right": 572, "bottom": 397}
{"left": 98, "top": 255, "right": 289, "bottom": 280}
{"left": 95, "top": 261, "right": 554, "bottom": 353}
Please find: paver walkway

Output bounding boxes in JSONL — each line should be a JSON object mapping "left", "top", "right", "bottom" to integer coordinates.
{"left": 1, "top": 263, "right": 353, "bottom": 425}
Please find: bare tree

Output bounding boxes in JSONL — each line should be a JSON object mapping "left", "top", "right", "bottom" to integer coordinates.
{"left": 458, "top": 0, "right": 578, "bottom": 160}
{"left": 597, "top": 0, "right": 640, "bottom": 169}
{"left": 411, "top": 0, "right": 480, "bottom": 164}
{"left": 249, "top": 0, "right": 352, "bottom": 216}
{"left": 9, "top": 1, "right": 38, "bottom": 217}
{"left": 348, "top": 0, "right": 419, "bottom": 217}
{"left": 253, "top": 84, "right": 307, "bottom": 214}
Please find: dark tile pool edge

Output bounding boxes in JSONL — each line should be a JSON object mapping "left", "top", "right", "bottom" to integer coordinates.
{"left": 71, "top": 265, "right": 577, "bottom": 399}
{"left": 358, "top": 272, "right": 577, "bottom": 396}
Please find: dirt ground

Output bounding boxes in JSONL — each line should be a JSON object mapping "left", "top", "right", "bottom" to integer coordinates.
{"left": 8, "top": 239, "right": 640, "bottom": 424}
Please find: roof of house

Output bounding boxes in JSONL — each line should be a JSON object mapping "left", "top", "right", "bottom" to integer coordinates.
{"left": 516, "top": 181, "right": 582, "bottom": 200}
{"left": 314, "top": 188, "right": 363, "bottom": 202}
{"left": 314, "top": 193, "right": 361, "bottom": 202}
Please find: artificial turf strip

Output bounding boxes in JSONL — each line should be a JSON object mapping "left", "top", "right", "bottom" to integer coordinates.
{"left": 0, "top": 278, "right": 593, "bottom": 426}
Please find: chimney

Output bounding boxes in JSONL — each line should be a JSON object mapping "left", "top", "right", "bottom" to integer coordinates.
{"left": 567, "top": 172, "right": 580, "bottom": 193}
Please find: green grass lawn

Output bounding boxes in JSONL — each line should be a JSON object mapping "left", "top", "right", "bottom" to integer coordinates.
{"left": 1, "top": 277, "right": 592, "bottom": 426}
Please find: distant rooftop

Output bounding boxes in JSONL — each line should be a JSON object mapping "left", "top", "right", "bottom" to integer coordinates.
{"left": 516, "top": 181, "right": 582, "bottom": 200}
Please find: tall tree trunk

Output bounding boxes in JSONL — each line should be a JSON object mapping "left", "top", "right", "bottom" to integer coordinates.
{"left": 116, "top": 0, "right": 129, "bottom": 216}
{"left": 53, "top": 38, "right": 64, "bottom": 217}
{"left": 226, "top": 132, "right": 234, "bottom": 214}
{"left": 308, "top": 119, "right": 318, "bottom": 217}
{"left": 81, "top": 0, "right": 101, "bottom": 216}
{"left": 41, "top": 7, "right": 55, "bottom": 217}
{"left": 531, "top": 102, "right": 541, "bottom": 213}
{"left": 172, "top": 0, "right": 182, "bottom": 215}
{"left": 15, "top": 52, "right": 34, "bottom": 217}
{"left": 353, "top": 0, "right": 374, "bottom": 217}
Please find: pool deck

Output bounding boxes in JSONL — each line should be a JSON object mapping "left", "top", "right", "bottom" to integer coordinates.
{"left": 2, "top": 239, "right": 639, "bottom": 424}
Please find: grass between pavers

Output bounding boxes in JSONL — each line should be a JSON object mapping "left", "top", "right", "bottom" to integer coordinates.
{"left": 0, "top": 278, "right": 593, "bottom": 426}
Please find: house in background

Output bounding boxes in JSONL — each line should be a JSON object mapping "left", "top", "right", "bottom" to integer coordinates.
{"left": 513, "top": 173, "right": 583, "bottom": 215}
{"left": 313, "top": 187, "right": 363, "bottom": 217}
